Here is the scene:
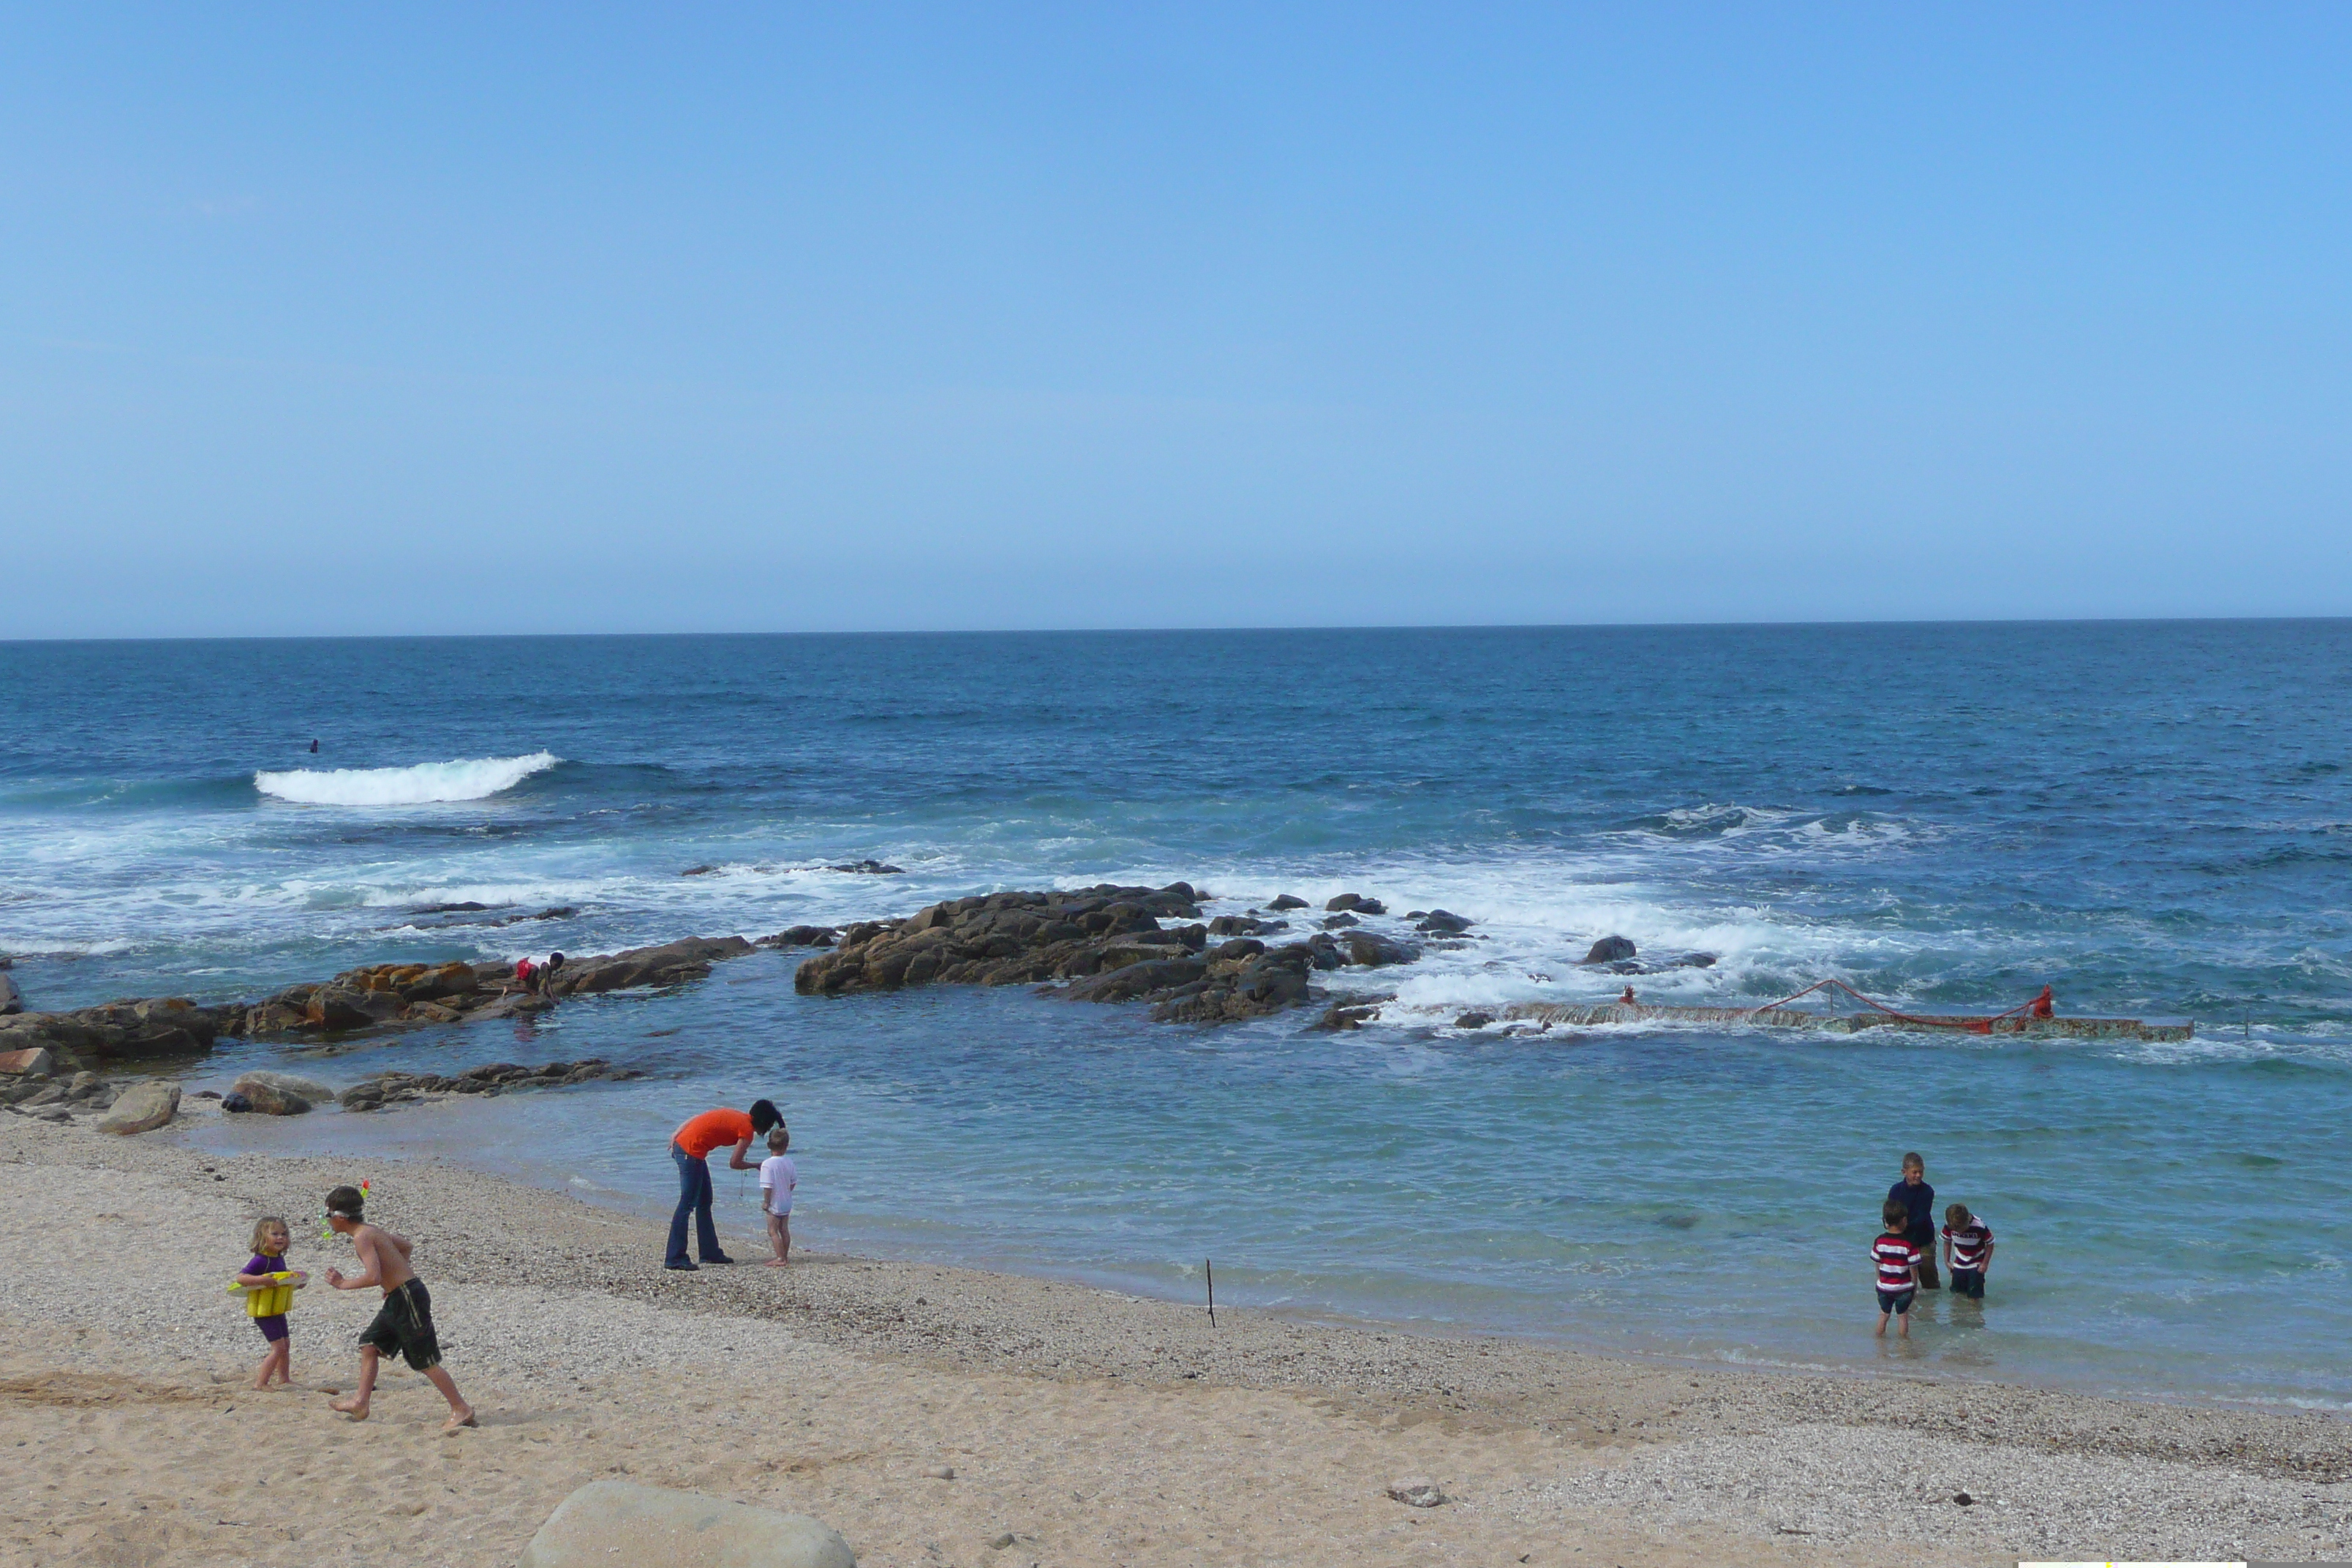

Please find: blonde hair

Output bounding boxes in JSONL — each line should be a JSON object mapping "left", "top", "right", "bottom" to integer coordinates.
{"left": 767, "top": 1125, "right": 791, "bottom": 1153}
{"left": 250, "top": 1215, "right": 290, "bottom": 1253}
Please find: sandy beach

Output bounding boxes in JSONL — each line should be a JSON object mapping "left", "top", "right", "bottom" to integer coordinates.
{"left": 0, "top": 1112, "right": 2343, "bottom": 1567}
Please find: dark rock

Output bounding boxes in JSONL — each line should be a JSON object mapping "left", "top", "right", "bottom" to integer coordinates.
{"left": 1267, "top": 894, "right": 1309, "bottom": 911}
{"left": 341, "top": 1057, "right": 638, "bottom": 1114}
{"left": 1454, "top": 1011, "right": 1495, "bottom": 1029}
{"left": 230, "top": 1075, "right": 310, "bottom": 1115}
{"left": 1206, "top": 915, "right": 1286, "bottom": 937}
{"left": 0, "top": 973, "right": 19, "bottom": 1015}
{"left": 1310, "top": 1000, "right": 1384, "bottom": 1032}
{"left": 1322, "top": 913, "right": 1359, "bottom": 929}
{"left": 220, "top": 1091, "right": 253, "bottom": 1113}
{"left": 795, "top": 883, "right": 1210, "bottom": 999}
{"left": 411, "top": 900, "right": 494, "bottom": 914}
{"left": 1582, "top": 935, "right": 1638, "bottom": 965}
{"left": 304, "top": 986, "right": 382, "bottom": 1032}
{"left": 1065, "top": 958, "right": 1207, "bottom": 1004}
{"left": 1341, "top": 932, "right": 1418, "bottom": 968}
{"left": 496, "top": 905, "right": 578, "bottom": 925}
{"left": 0, "top": 998, "right": 223, "bottom": 1068}
{"left": 1325, "top": 894, "right": 1387, "bottom": 915}
{"left": 548, "top": 936, "right": 755, "bottom": 996}
{"left": 1953, "top": 1491, "right": 1973, "bottom": 1507}
{"left": 758, "top": 925, "right": 840, "bottom": 949}
{"left": 681, "top": 864, "right": 718, "bottom": 876}
{"left": 1414, "top": 910, "right": 1473, "bottom": 935}
{"left": 827, "top": 859, "right": 905, "bottom": 875}
{"left": 1208, "top": 938, "right": 1267, "bottom": 962}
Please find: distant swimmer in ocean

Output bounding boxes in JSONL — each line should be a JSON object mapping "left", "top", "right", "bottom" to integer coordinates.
{"left": 309, "top": 739, "right": 319, "bottom": 753}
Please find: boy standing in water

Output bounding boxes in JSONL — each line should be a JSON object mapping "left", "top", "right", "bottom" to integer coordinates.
{"left": 1872, "top": 1198, "right": 1921, "bottom": 1338}
{"left": 1942, "top": 1202, "right": 1995, "bottom": 1300}
{"left": 1888, "top": 1153, "right": 1940, "bottom": 1290}
{"left": 322, "top": 1185, "right": 476, "bottom": 1432}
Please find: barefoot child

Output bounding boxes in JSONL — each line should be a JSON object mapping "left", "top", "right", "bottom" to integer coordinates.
{"left": 759, "top": 1125, "right": 796, "bottom": 1267}
{"left": 234, "top": 1217, "right": 304, "bottom": 1390}
{"left": 320, "top": 1185, "right": 477, "bottom": 1432}
{"left": 1942, "top": 1202, "right": 1995, "bottom": 1300}
{"left": 1873, "top": 1197, "right": 1921, "bottom": 1338}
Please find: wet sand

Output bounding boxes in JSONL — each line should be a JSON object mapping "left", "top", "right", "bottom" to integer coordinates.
{"left": 1, "top": 1112, "right": 2346, "bottom": 1567}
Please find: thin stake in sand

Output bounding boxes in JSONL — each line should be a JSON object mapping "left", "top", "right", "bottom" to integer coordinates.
{"left": 1205, "top": 1257, "right": 1215, "bottom": 1330}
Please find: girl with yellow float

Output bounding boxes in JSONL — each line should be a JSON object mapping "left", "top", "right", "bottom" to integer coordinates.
{"left": 231, "top": 1216, "right": 309, "bottom": 1390}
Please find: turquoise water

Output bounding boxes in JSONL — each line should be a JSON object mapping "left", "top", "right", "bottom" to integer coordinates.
{"left": 5, "top": 625, "right": 2349, "bottom": 1406}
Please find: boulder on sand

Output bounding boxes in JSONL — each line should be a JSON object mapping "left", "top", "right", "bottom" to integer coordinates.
{"left": 518, "top": 1480, "right": 855, "bottom": 1568}
{"left": 233, "top": 1069, "right": 337, "bottom": 1105}
{"left": 97, "top": 1080, "right": 180, "bottom": 1135}
{"left": 0, "top": 1047, "right": 53, "bottom": 1078}
{"left": 229, "top": 1074, "right": 312, "bottom": 1115}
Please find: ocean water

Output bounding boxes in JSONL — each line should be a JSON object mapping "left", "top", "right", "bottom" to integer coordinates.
{"left": 4, "top": 625, "right": 2349, "bottom": 1407}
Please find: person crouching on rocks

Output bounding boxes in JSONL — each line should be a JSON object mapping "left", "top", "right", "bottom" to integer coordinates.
{"left": 666, "top": 1100, "right": 780, "bottom": 1270}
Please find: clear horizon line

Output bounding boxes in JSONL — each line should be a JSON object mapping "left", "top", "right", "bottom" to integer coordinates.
{"left": 4, "top": 611, "right": 2349, "bottom": 647}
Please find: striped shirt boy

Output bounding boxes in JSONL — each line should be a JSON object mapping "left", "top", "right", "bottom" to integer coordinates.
{"left": 1873, "top": 1229, "right": 1921, "bottom": 1295}
{"left": 1942, "top": 1217, "right": 1993, "bottom": 1271}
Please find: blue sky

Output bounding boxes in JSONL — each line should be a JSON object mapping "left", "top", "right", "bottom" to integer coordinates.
{"left": 4, "top": 5, "right": 2349, "bottom": 635}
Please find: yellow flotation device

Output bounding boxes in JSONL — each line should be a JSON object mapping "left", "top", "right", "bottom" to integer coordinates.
{"left": 228, "top": 1270, "right": 305, "bottom": 1316}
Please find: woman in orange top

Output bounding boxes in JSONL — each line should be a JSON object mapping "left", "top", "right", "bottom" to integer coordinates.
{"left": 667, "top": 1099, "right": 781, "bottom": 1270}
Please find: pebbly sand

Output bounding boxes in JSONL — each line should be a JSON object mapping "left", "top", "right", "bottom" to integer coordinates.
{"left": 1, "top": 1111, "right": 2347, "bottom": 1567}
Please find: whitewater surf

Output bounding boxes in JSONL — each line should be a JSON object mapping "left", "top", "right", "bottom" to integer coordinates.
{"left": 253, "top": 752, "right": 560, "bottom": 807}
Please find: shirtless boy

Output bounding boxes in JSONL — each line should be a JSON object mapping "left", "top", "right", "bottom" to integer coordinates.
{"left": 321, "top": 1185, "right": 476, "bottom": 1432}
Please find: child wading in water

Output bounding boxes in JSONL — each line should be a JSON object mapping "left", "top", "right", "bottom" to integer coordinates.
{"left": 1942, "top": 1202, "right": 1995, "bottom": 1300}
{"left": 320, "top": 1185, "right": 477, "bottom": 1432}
{"left": 759, "top": 1124, "right": 796, "bottom": 1267}
{"left": 235, "top": 1217, "right": 304, "bottom": 1390}
{"left": 1888, "top": 1152, "right": 1940, "bottom": 1291}
{"left": 1873, "top": 1197, "right": 1922, "bottom": 1338}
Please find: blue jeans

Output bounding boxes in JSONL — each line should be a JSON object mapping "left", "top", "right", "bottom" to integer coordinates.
{"left": 667, "top": 1142, "right": 723, "bottom": 1264}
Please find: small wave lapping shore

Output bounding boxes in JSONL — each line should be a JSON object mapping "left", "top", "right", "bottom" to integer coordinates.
{"left": 253, "top": 750, "right": 559, "bottom": 806}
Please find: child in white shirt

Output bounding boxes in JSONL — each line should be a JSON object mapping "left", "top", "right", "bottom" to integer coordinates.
{"left": 758, "top": 1126, "right": 796, "bottom": 1267}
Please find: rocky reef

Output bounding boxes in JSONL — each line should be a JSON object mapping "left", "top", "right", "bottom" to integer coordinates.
{"left": 792, "top": 883, "right": 1424, "bottom": 1024}
{"left": 1, "top": 881, "right": 1653, "bottom": 1081}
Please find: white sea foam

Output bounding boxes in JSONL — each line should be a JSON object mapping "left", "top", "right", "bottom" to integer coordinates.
{"left": 254, "top": 752, "right": 561, "bottom": 807}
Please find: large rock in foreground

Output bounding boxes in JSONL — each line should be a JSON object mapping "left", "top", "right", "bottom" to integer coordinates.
{"left": 97, "top": 1080, "right": 179, "bottom": 1135}
{"left": 519, "top": 1480, "right": 854, "bottom": 1568}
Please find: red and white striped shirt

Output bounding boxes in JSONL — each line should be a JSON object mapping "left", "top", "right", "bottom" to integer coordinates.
{"left": 1873, "top": 1231, "right": 1921, "bottom": 1292}
{"left": 1942, "top": 1218, "right": 1993, "bottom": 1270}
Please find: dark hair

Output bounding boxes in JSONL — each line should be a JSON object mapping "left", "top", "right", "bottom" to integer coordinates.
{"left": 750, "top": 1098, "right": 780, "bottom": 1134}
{"left": 548, "top": 951, "right": 565, "bottom": 968}
{"left": 325, "top": 1185, "right": 366, "bottom": 1219}
{"left": 1882, "top": 1198, "right": 1910, "bottom": 1229}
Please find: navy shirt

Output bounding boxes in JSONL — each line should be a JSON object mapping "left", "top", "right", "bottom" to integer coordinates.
{"left": 1889, "top": 1177, "right": 1936, "bottom": 1235}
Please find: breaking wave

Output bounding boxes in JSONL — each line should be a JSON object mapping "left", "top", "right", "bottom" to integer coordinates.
{"left": 254, "top": 753, "right": 561, "bottom": 807}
